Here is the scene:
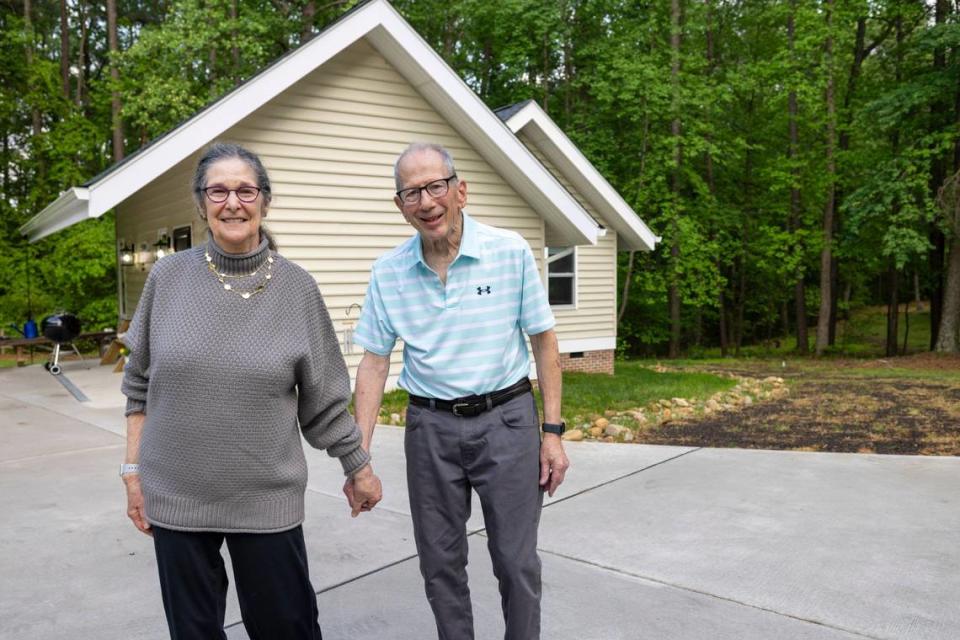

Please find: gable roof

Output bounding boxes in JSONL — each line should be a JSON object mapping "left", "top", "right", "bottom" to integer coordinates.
{"left": 21, "top": 0, "right": 599, "bottom": 247}
{"left": 495, "top": 100, "right": 659, "bottom": 252}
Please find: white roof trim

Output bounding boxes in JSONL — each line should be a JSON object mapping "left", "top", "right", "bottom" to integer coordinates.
{"left": 21, "top": 0, "right": 597, "bottom": 247}
{"left": 20, "top": 188, "right": 91, "bottom": 241}
{"left": 503, "top": 101, "right": 660, "bottom": 252}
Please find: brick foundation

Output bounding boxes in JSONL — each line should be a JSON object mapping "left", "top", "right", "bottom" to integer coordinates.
{"left": 558, "top": 349, "right": 614, "bottom": 375}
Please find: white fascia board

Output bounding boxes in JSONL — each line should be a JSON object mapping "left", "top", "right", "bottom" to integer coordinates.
{"left": 558, "top": 336, "right": 616, "bottom": 353}
{"left": 88, "top": 8, "right": 386, "bottom": 219}
{"left": 366, "top": 7, "right": 598, "bottom": 247}
{"left": 506, "top": 101, "right": 660, "bottom": 252}
{"left": 20, "top": 187, "right": 91, "bottom": 242}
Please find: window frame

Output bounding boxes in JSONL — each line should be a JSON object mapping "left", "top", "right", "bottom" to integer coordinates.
{"left": 544, "top": 246, "right": 577, "bottom": 309}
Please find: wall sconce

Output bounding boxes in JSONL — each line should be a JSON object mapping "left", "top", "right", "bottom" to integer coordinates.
{"left": 119, "top": 243, "right": 135, "bottom": 266}
{"left": 138, "top": 243, "right": 153, "bottom": 270}
{"left": 154, "top": 234, "right": 172, "bottom": 261}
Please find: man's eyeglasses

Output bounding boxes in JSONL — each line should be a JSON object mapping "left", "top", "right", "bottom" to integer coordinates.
{"left": 396, "top": 175, "right": 457, "bottom": 206}
{"left": 203, "top": 186, "right": 261, "bottom": 203}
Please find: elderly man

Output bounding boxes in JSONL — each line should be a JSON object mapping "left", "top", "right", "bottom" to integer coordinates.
{"left": 351, "top": 142, "right": 569, "bottom": 639}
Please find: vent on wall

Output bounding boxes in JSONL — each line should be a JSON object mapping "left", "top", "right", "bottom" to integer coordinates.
{"left": 569, "top": 352, "right": 584, "bottom": 359}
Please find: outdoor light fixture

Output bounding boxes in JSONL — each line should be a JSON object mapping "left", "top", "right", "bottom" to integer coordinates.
{"left": 154, "top": 234, "right": 172, "bottom": 261}
{"left": 119, "top": 243, "right": 135, "bottom": 266}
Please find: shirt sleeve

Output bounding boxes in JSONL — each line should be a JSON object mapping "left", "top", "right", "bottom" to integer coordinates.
{"left": 120, "top": 267, "right": 157, "bottom": 416}
{"left": 353, "top": 267, "right": 397, "bottom": 356}
{"left": 296, "top": 281, "right": 369, "bottom": 476}
{"left": 519, "top": 244, "right": 555, "bottom": 336}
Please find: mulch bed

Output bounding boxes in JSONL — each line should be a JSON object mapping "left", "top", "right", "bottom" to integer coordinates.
{"left": 633, "top": 357, "right": 960, "bottom": 456}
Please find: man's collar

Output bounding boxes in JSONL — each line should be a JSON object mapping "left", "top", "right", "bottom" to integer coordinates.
{"left": 457, "top": 210, "right": 480, "bottom": 260}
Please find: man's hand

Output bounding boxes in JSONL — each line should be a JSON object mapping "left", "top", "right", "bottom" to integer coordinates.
{"left": 539, "top": 434, "right": 569, "bottom": 497}
{"left": 343, "top": 464, "right": 383, "bottom": 517}
{"left": 124, "top": 475, "right": 152, "bottom": 536}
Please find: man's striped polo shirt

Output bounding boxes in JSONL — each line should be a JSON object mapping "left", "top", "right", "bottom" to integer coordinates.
{"left": 353, "top": 210, "right": 555, "bottom": 399}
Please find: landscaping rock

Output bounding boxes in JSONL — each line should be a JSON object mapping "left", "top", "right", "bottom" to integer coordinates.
{"left": 562, "top": 429, "right": 584, "bottom": 442}
{"left": 593, "top": 417, "right": 610, "bottom": 429}
{"left": 705, "top": 399, "right": 721, "bottom": 411}
{"left": 588, "top": 426, "right": 604, "bottom": 438}
{"left": 603, "top": 409, "right": 617, "bottom": 418}
{"left": 390, "top": 413, "right": 401, "bottom": 425}
{"left": 621, "top": 430, "right": 635, "bottom": 442}
{"left": 604, "top": 423, "right": 629, "bottom": 438}
{"left": 672, "top": 397, "right": 691, "bottom": 407}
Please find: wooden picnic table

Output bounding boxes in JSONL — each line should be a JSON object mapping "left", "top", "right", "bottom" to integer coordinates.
{"left": 0, "top": 330, "right": 117, "bottom": 366}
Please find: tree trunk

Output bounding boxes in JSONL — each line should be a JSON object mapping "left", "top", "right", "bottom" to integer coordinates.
{"left": 735, "top": 256, "right": 746, "bottom": 356}
{"left": 719, "top": 287, "right": 728, "bottom": 356}
{"left": 935, "top": 172, "right": 960, "bottom": 352}
{"left": 816, "top": 0, "right": 836, "bottom": 356}
{"left": 930, "top": 0, "right": 950, "bottom": 348}
{"left": 231, "top": 0, "right": 240, "bottom": 74}
{"left": 301, "top": 1, "right": 315, "bottom": 42}
{"left": 914, "top": 271, "right": 922, "bottom": 311}
{"left": 75, "top": 1, "right": 88, "bottom": 107}
{"left": 935, "top": 228, "right": 960, "bottom": 351}
{"left": 668, "top": 0, "right": 682, "bottom": 358}
{"left": 902, "top": 300, "right": 910, "bottom": 355}
{"left": 781, "top": 300, "right": 789, "bottom": 339}
{"left": 24, "top": 0, "right": 44, "bottom": 185}
{"left": 788, "top": 0, "right": 808, "bottom": 354}
{"left": 107, "top": 0, "right": 124, "bottom": 161}
{"left": 886, "top": 261, "right": 899, "bottom": 357}
{"left": 59, "top": 0, "right": 70, "bottom": 99}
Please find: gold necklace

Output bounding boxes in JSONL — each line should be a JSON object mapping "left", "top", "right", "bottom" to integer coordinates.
{"left": 205, "top": 250, "right": 274, "bottom": 299}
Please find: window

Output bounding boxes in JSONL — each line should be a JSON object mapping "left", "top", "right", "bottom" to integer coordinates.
{"left": 546, "top": 247, "right": 576, "bottom": 306}
{"left": 173, "top": 225, "right": 192, "bottom": 252}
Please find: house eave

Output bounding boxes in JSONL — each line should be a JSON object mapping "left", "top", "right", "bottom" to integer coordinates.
{"left": 502, "top": 101, "right": 660, "bottom": 252}
{"left": 19, "top": 188, "right": 92, "bottom": 242}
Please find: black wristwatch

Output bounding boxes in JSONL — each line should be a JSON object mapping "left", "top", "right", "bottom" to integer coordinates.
{"left": 542, "top": 421, "right": 566, "bottom": 435}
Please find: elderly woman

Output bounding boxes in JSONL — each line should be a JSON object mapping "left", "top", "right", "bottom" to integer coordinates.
{"left": 120, "top": 142, "right": 381, "bottom": 639}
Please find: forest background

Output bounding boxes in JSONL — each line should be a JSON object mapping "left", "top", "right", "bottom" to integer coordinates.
{"left": 2, "top": 0, "right": 960, "bottom": 359}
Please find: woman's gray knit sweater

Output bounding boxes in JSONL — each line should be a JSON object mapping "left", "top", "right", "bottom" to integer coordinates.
{"left": 121, "top": 234, "right": 369, "bottom": 533}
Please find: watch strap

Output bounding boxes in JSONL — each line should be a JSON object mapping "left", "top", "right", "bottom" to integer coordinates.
{"left": 119, "top": 463, "right": 140, "bottom": 477}
{"left": 542, "top": 421, "right": 566, "bottom": 435}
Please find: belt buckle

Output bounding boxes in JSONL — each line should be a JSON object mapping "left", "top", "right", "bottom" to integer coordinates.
{"left": 452, "top": 402, "right": 471, "bottom": 417}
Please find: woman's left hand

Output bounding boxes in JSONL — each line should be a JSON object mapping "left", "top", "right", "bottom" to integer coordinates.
{"left": 342, "top": 464, "right": 382, "bottom": 517}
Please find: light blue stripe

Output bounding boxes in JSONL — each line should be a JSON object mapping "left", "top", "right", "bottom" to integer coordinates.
{"left": 354, "top": 211, "right": 554, "bottom": 397}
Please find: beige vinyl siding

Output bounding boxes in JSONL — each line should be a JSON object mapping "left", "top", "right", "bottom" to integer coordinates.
{"left": 120, "top": 39, "right": 546, "bottom": 380}
{"left": 518, "top": 133, "right": 617, "bottom": 344}
{"left": 116, "top": 155, "right": 203, "bottom": 318}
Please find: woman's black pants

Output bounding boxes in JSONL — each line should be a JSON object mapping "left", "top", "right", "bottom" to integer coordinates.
{"left": 152, "top": 525, "right": 323, "bottom": 640}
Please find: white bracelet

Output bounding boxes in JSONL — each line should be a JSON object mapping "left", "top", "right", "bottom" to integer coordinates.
{"left": 119, "top": 463, "right": 140, "bottom": 477}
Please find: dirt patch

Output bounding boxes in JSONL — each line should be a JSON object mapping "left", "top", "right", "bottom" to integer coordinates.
{"left": 631, "top": 359, "right": 960, "bottom": 456}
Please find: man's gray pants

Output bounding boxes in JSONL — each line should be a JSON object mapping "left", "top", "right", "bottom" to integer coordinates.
{"left": 405, "top": 391, "right": 544, "bottom": 640}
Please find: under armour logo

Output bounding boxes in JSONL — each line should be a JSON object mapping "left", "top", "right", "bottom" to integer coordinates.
{"left": 477, "top": 286, "right": 492, "bottom": 295}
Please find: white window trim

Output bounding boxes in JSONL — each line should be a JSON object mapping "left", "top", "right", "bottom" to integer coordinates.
{"left": 545, "top": 246, "right": 577, "bottom": 310}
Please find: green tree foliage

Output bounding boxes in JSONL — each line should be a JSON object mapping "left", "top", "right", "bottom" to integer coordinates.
{"left": 2, "top": 0, "right": 959, "bottom": 355}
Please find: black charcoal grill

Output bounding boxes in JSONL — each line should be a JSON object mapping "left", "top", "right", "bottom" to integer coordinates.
{"left": 41, "top": 313, "right": 82, "bottom": 375}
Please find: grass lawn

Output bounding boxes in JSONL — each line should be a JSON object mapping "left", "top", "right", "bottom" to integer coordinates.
{"left": 375, "top": 360, "right": 736, "bottom": 426}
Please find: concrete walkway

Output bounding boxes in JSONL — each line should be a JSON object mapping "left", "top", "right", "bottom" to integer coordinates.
{"left": 1, "top": 361, "right": 957, "bottom": 640}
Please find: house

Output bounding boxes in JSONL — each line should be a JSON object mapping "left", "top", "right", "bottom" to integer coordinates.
{"left": 21, "top": 0, "right": 658, "bottom": 388}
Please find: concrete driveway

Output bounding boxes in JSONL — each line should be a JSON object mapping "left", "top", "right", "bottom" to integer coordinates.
{"left": 1, "top": 361, "right": 957, "bottom": 640}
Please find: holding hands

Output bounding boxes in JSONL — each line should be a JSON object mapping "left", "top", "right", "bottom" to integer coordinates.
{"left": 343, "top": 464, "right": 383, "bottom": 517}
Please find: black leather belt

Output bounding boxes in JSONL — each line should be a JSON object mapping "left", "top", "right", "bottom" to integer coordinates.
{"left": 409, "top": 378, "right": 532, "bottom": 417}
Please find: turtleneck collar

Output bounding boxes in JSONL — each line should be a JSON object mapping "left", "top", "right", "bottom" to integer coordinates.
{"left": 205, "top": 230, "right": 271, "bottom": 275}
